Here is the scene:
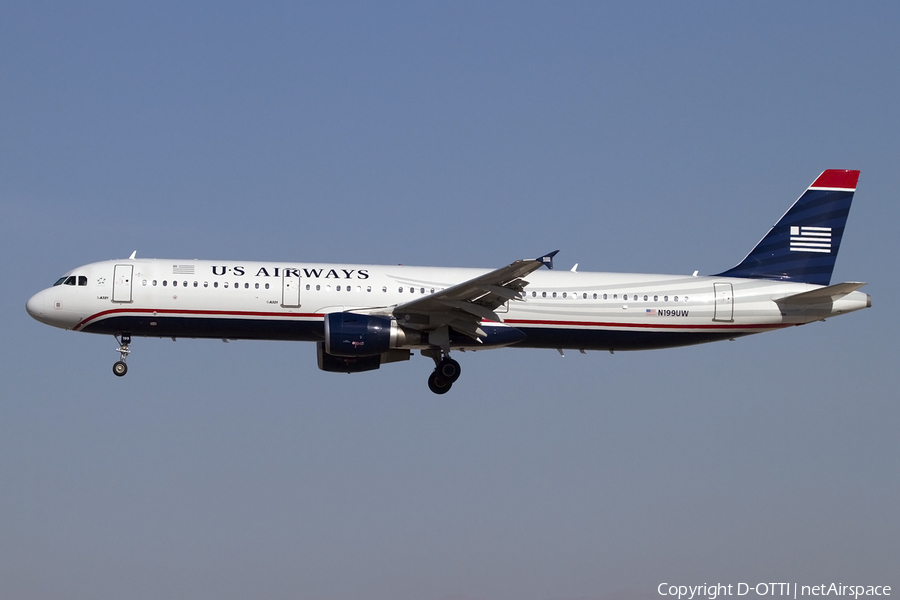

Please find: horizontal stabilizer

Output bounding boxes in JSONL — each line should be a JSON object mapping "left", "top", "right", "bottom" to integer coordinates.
{"left": 775, "top": 282, "right": 867, "bottom": 305}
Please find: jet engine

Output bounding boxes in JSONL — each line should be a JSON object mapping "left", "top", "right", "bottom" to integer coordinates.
{"left": 318, "top": 312, "right": 418, "bottom": 373}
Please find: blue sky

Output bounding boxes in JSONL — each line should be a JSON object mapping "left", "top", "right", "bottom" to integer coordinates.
{"left": 2, "top": 3, "right": 898, "bottom": 599}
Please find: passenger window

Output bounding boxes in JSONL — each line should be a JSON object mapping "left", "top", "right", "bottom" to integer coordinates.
{"left": 153, "top": 280, "right": 158, "bottom": 286}
{"left": 542, "top": 292, "right": 547, "bottom": 298}
{"left": 684, "top": 296, "right": 689, "bottom": 302}
{"left": 336, "top": 285, "right": 341, "bottom": 291}
{"left": 255, "top": 283, "right": 259, "bottom": 289}
{"left": 244, "top": 283, "right": 249, "bottom": 289}
{"left": 265, "top": 283, "right": 269, "bottom": 289}
{"left": 203, "top": 282, "right": 208, "bottom": 288}
{"left": 603, "top": 294, "right": 607, "bottom": 300}
{"left": 562, "top": 292, "right": 566, "bottom": 298}
{"left": 223, "top": 282, "right": 228, "bottom": 288}
{"left": 367, "top": 286, "right": 372, "bottom": 292}
{"left": 316, "top": 285, "right": 320, "bottom": 291}
{"left": 673, "top": 296, "right": 678, "bottom": 302}
{"left": 399, "top": 287, "right": 403, "bottom": 293}
{"left": 306, "top": 284, "right": 311, "bottom": 290}
{"left": 184, "top": 281, "right": 188, "bottom": 287}
{"left": 382, "top": 286, "right": 387, "bottom": 293}
{"left": 664, "top": 296, "right": 668, "bottom": 302}
{"left": 214, "top": 282, "right": 218, "bottom": 288}
{"left": 142, "top": 280, "right": 147, "bottom": 286}
{"left": 420, "top": 288, "right": 425, "bottom": 294}
{"left": 163, "top": 280, "right": 168, "bottom": 287}
{"left": 654, "top": 295, "right": 658, "bottom": 301}
{"left": 643, "top": 295, "right": 648, "bottom": 301}
{"left": 194, "top": 281, "right": 198, "bottom": 287}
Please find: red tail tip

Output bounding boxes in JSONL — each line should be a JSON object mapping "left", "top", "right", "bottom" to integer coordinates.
{"left": 812, "top": 169, "right": 860, "bottom": 190}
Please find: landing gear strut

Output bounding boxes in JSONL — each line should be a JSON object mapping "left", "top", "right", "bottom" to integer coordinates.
{"left": 113, "top": 334, "right": 131, "bottom": 377}
{"left": 425, "top": 350, "right": 461, "bottom": 395}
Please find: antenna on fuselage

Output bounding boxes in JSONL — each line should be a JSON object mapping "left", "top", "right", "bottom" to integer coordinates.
{"left": 129, "top": 251, "right": 137, "bottom": 259}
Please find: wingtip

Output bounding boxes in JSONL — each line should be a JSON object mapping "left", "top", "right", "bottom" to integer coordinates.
{"left": 538, "top": 250, "right": 560, "bottom": 269}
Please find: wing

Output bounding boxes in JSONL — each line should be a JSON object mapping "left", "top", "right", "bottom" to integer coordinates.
{"left": 391, "top": 251, "right": 558, "bottom": 340}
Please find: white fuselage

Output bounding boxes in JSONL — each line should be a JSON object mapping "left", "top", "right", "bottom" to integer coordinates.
{"left": 26, "top": 258, "right": 870, "bottom": 352}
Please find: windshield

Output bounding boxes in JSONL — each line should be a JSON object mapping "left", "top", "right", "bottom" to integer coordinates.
{"left": 52, "top": 275, "right": 85, "bottom": 286}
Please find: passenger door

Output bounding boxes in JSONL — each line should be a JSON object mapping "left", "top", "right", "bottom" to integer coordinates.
{"left": 112, "top": 265, "right": 134, "bottom": 303}
{"left": 713, "top": 282, "right": 733, "bottom": 322}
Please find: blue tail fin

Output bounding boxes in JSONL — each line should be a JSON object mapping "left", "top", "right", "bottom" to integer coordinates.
{"left": 715, "top": 169, "right": 860, "bottom": 286}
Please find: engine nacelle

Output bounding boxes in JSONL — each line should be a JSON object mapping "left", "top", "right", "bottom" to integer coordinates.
{"left": 324, "top": 312, "right": 422, "bottom": 357}
{"left": 325, "top": 313, "right": 392, "bottom": 357}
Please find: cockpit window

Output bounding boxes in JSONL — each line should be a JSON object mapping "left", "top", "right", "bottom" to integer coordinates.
{"left": 78, "top": 276, "right": 88, "bottom": 286}
{"left": 63, "top": 276, "right": 76, "bottom": 286}
{"left": 53, "top": 277, "right": 66, "bottom": 286}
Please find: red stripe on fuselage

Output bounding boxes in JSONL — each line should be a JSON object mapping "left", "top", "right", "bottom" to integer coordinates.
{"left": 504, "top": 318, "right": 790, "bottom": 331}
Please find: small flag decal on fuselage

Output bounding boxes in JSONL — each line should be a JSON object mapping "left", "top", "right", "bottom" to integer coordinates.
{"left": 790, "top": 226, "right": 831, "bottom": 253}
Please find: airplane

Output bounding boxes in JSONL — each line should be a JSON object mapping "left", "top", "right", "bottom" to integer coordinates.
{"left": 26, "top": 169, "right": 870, "bottom": 394}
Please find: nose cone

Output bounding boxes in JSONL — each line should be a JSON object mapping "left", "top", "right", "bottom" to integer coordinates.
{"left": 26, "top": 288, "right": 78, "bottom": 329}
{"left": 26, "top": 290, "right": 46, "bottom": 322}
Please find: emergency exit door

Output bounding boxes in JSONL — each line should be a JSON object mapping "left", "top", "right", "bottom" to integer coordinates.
{"left": 282, "top": 273, "right": 301, "bottom": 307}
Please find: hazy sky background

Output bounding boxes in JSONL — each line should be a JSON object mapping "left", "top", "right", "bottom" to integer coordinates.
{"left": 2, "top": 3, "right": 898, "bottom": 599}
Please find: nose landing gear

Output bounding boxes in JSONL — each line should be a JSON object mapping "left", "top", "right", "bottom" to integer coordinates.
{"left": 113, "top": 334, "right": 131, "bottom": 377}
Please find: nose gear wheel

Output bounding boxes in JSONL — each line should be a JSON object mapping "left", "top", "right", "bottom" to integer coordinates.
{"left": 113, "top": 334, "right": 131, "bottom": 377}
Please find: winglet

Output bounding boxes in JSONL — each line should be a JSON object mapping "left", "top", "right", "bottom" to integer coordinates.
{"left": 537, "top": 250, "right": 560, "bottom": 270}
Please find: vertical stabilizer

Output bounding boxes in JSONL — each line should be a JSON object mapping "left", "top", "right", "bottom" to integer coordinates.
{"left": 715, "top": 169, "right": 860, "bottom": 286}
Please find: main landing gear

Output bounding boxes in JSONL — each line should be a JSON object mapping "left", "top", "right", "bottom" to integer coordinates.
{"left": 426, "top": 353, "right": 461, "bottom": 395}
{"left": 113, "top": 333, "right": 131, "bottom": 377}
